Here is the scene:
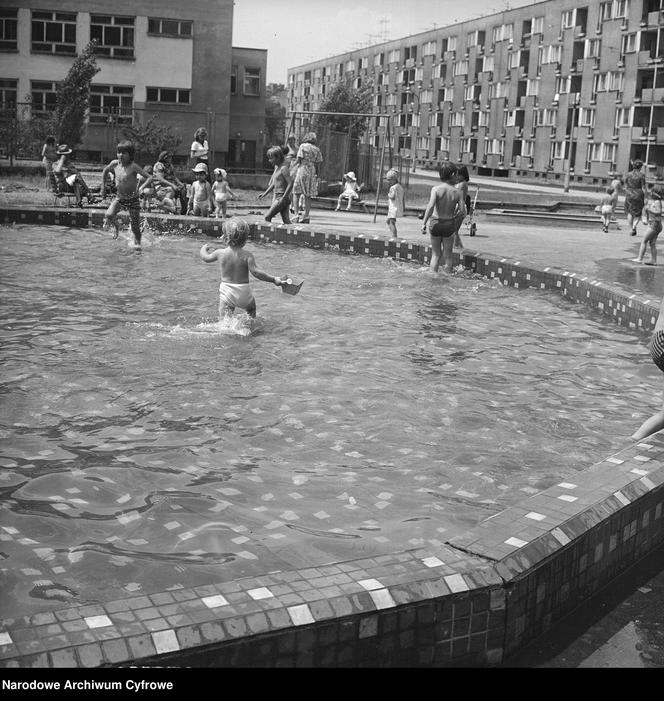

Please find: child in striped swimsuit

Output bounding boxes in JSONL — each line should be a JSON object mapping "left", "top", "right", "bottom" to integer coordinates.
{"left": 101, "top": 141, "right": 153, "bottom": 249}
{"left": 632, "top": 294, "right": 664, "bottom": 441}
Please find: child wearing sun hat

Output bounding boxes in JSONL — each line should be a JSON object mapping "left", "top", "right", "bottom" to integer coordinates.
{"left": 187, "top": 162, "right": 214, "bottom": 217}
{"left": 335, "top": 171, "right": 363, "bottom": 212}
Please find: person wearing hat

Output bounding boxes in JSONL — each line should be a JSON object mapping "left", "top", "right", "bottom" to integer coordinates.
{"left": 211, "top": 167, "right": 235, "bottom": 218}
{"left": 52, "top": 144, "right": 94, "bottom": 207}
{"left": 153, "top": 150, "right": 187, "bottom": 214}
{"left": 335, "top": 171, "right": 363, "bottom": 212}
{"left": 187, "top": 162, "right": 214, "bottom": 217}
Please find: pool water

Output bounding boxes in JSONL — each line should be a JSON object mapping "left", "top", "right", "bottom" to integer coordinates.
{"left": 0, "top": 224, "right": 658, "bottom": 615}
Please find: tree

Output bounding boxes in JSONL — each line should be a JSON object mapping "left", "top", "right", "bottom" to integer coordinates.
{"left": 265, "top": 97, "right": 286, "bottom": 147}
{"left": 122, "top": 115, "right": 182, "bottom": 164}
{"left": 52, "top": 40, "right": 100, "bottom": 147}
{"left": 315, "top": 81, "right": 374, "bottom": 140}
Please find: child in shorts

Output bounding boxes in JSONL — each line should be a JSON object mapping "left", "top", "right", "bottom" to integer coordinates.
{"left": 187, "top": 162, "right": 214, "bottom": 217}
{"left": 421, "top": 161, "right": 464, "bottom": 273}
{"left": 632, "top": 294, "right": 664, "bottom": 441}
{"left": 258, "top": 146, "right": 293, "bottom": 224}
{"left": 632, "top": 184, "right": 664, "bottom": 265}
{"left": 199, "top": 218, "right": 286, "bottom": 319}
{"left": 101, "top": 140, "right": 153, "bottom": 248}
{"left": 385, "top": 169, "right": 405, "bottom": 239}
{"left": 212, "top": 168, "right": 235, "bottom": 218}
{"left": 599, "top": 187, "right": 618, "bottom": 233}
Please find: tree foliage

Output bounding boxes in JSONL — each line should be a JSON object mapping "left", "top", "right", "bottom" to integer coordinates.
{"left": 315, "top": 82, "right": 374, "bottom": 139}
{"left": 122, "top": 115, "right": 182, "bottom": 164}
{"left": 52, "top": 40, "right": 100, "bottom": 147}
{"left": 265, "top": 97, "right": 286, "bottom": 147}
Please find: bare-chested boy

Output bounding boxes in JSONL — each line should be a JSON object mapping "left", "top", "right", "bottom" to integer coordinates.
{"left": 199, "top": 218, "right": 285, "bottom": 319}
{"left": 101, "top": 141, "right": 153, "bottom": 249}
{"left": 421, "top": 161, "right": 465, "bottom": 273}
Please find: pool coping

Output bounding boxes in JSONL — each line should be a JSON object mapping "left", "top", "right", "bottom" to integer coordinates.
{"left": 1, "top": 207, "right": 662, "bottom": 668}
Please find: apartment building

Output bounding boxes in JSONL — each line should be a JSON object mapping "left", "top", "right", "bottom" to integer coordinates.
{"left": 287, "top": 0, "right": 664, "bottom": 184}
{"left": 0, "top": 0, "right": 267, "bottom": 168}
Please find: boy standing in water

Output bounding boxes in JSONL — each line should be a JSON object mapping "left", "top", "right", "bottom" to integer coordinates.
{"left": 632, "top": 294, "right": 664, "bottom": 441}
{"left": 101, "top": 141, "right": 153, "bottom": 248}
{"left": 421, "top": 161, "right": 464, "bottom": 273}
{"left": 199, "top": 218, "right": 285, "bottom": 319}
{"left": 385, "top": 169, "right": 405, "bottom": 240}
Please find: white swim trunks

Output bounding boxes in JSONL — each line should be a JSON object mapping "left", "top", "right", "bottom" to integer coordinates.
{"left": 219, "top": 282, "right": 255, "bottom": 310}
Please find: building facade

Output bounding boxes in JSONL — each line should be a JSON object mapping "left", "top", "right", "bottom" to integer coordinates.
{"left": 287, "top": 0, "right": 664, "bottom": 184}
{"left": 0, "top": 0, "right": 267, "bottom": 168}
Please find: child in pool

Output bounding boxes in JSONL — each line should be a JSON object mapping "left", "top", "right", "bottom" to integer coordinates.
{"left": 258, "top": 145, "right": 293, "bottom": 224}
{"left": 138, "top": 165, "right": 155, "bottom": 211}
{"left": 199, "top": 218, "right": 286, "bottom": 319}
{"left": 599, "top": 187, "right": 618, "bottom": 233}
{"left": 421, "top": 161, "right": 464, "bottom": 273}
{"left": 101, "top": 140, "right": 153, "bottom": 248}
{"left": 631, "top": 184, "right": 664, "bottom": 265}
{"left": 187, "top": 162, "right": 214, "bottom": 217}
{"left": 632, "top": 294, "right": 664, "bottom": 441}
{"left": 212, "top": 168, "right": 235, "bottom": 218}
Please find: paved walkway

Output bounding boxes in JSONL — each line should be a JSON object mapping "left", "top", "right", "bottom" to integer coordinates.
{"left": 236, "top": 204, "right": 664, "bottom": 302}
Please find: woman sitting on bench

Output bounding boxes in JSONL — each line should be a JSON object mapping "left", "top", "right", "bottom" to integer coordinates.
{"left": 52, "top": 144, "right": 96, "bottom": 207}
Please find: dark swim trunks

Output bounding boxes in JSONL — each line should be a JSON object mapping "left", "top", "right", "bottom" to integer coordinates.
{"left": 649, "top": 329, "right": 664, "bottom": 373}
{"left": 429, "top": 218, "right": 456, "bottom": 238}
{"left": 118, "top": 194, "right": 141, "bottom": 212}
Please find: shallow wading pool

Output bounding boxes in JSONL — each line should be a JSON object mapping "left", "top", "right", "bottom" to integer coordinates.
{"left": 0, "top": 224, "right": 657, "bottom": 617}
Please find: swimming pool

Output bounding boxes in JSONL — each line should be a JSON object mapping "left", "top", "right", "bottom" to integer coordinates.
{"left": 0, "top": 224, "right": 657, "bottom": 617}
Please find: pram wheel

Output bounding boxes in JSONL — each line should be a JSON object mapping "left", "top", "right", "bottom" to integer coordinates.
{"left": 469, "top": 222, "right": 476, "bottom": 236}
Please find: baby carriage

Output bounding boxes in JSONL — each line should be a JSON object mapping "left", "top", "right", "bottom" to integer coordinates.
{"left": 465, "top": 185, "right": 479, "bottom": 236}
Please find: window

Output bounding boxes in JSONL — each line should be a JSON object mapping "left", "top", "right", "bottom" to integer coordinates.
{"left": 561, "top": 10, "right": 576, "bottom": 30}
{"left": 398, "top": 135, "right": 411, "bottom": 151}
{"left": 467, "top": 30, "right": 485, "bottom": 47}
{"left": 243, "top": 67, "right": 260, "bottom": 96}
{"left": 503, "top": 110, "right": 516, "bottom": 127}
{"left": 615, "top": 107, "right": 631, "bottom": 126}
{"left": 90, "top": 15, "right": 135, "bottom": 59}
{"left": 555, "top": 76, "right": 571, "bottom": 94}
{"left": 589, "top": 142, "right": 617, "bottom": 161}
{"left": 31, "top": 80, "right": 58, "bottom": 115}
{"left": 147, "top": 17, "right": 192, "bottom": 37}
{"left": 420, "top": 89, "right": 433, "bottom": 104}
{"left": 479, "top": 111, "right": 490, "bottom": 127}
{"left": 551, "top": 141, "right": 566, "bottom": 159}
{"left": 404, "top": 45, "right": 417, "bottom": 62}
{"left": 593, "top": 73, "right": 609, "bottom": 92}
{"left": 614, "top": 0, "right": 629, "bottom": 19}
{"left": 89, "top": 85, "right": 133, "bottom": 124}
{"left": 579, "top": 108, "right": 595, "bottom": 127}
{"left": 600, "top": 1, "right": 613, "bottom": 20}
{"left": 621, "top": 33, "right": 637, "bottom": 53}
{"left": 416, "top": 136, "right": 428, "bottom": 151}
{"left": 447, "top": 36, "right": 457, "bottom": 52}
{"left": 0, "top": 8, "right": 18, "bottom": 51}
{"left": 437, "top": 136, "right": 450, "bottom": 154}
{"left": 508, "top": 51, "right": 520, "bottom": 69}
{"left": 345, "top": 59, "right": 354, "bottom": 72}
{"left": 231, "top": 65, "right": 238, "bottom": 95}
{"left": 483, "top": 55, "right": 495, "bottom": 72}
{"left": 608, "top": 71, "right": 624, "bottom": 91}
{"left": 374, "top": 52, "right": 384, "bottom": 67}
{"left": 31, "top": 10, "right": 76, "bottom": 54}
{"left": 146, "top": 86, "right": 190, "bottom": 104}
{"left": 526, "top": 78, "right": 540, "bottom": 96}
{"left": 531, "top": 17, "right": 544, "bottom": 35}
{"left": 585, "top": 39, "right": 601, "bottom": 58}
{"left": 0, "top": 78, "right": 17, "bottom": 106}
{"left": 423, "top": 41, "right": 436, "bottom": 57}
{"left": 398, "top": 113, "right": 414, "bottom": 128}
{"left": 450, "top": 112, "right": 465, "bottom": 127}
{"left": 541, "top": 45, "right": 562, "bottom": 64}
{"left": 438, "top": 87, "right": 452, "bottom": 103}
{"left": 485, "top": 138, "right": 504, "bottom": 156}
{"left": 492, "top": 24, "right": 513, "bottom": 43}
{"left": 460, "top": 138, "right": 470, "bottom": 152}
{"left": 523, "top": 140, "right": 535, "bottom": 157}
{"left": 453, "top": 60, "right": 468, "bottom": 77}
{"left": 401, "top": 68, "right": 416, "bottom": 85}
{"left": 389, "top": 49, "right": 400, "bottom": 63}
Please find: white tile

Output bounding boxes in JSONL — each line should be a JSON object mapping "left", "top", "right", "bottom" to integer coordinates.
{"left": 558, "top": 482, "right": 577, "bottom": 489}
{"left": 558, "top": 494, "right": 578, "bottom": 502}
{"left": 444, "top": 573, "right": 469, "bottom": 593}
{"left": 248, "top": 587, "right": 274, "bottom": 600}
{"left": 613, "top": 491, "right": 631, "bottom": 506}
{"left": 358, "top": 578, "right": 384, "bottom": 591}
{"left": 422, "top": 556, "right": 445, "bottom": 568}
{"left": 551, "top": 528, "right": 571, "bottom": 546}
{"left": 369, "top": 588, "right": 396, "bottom": 610}
{"left": 525, "top": 512, "right": 546, "bottom": 522}
{"left": 202, "top": 594, "right": 229, "bottom": 609}
{"left": 0, "top": 632, "right": 12, "bottom": 646}
{"left": 84, "top": 615, "right": 113, "bottom": 629}
{"left": 505, "top": 537, "right": 528, "bottom": 548}
{"left": 287, "top": 604, "right": 315, "bottom": 626}
{"left": 151, "top": 629, "right": 180, "bottom": 654}
{"left": 630, "top": 468, "right": 649, "bottom": 476}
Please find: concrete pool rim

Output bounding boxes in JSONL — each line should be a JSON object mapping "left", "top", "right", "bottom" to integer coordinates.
{"left": 0, "top": 207, "right": 662, "bottom": 668}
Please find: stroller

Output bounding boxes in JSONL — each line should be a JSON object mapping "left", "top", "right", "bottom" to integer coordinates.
{"left": 465, "top": 185, "right": 479, "bottom": 236}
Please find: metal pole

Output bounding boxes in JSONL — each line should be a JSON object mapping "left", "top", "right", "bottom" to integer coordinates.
{"left": 374, "top": 122, "right": 388, "bottom": 224}
{"left": 644, "top": 25, "right": 660, "bottom": 181}
{"left": 563, "top": 94, "right": 578, "bottom": 193}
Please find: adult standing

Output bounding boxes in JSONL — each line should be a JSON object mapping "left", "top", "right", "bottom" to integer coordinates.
{"left": 190, "top": 128, "right": 210, "bottom": 182}
{"left": 624, "top": 159, "right": 647, "bottom": 236}
{"left": 292, "top": 132, "right": 323, "bottom": 224}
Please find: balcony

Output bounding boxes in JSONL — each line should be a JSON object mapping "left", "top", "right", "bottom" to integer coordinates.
{"left": 638, "top": 50, "right": 656, "bottom": 67}
{"left": 640, "top": 87, "right": 664, "bottom": 103}
{"left": 632, "top": 126, "right": 649, "bottom": 140}
{"left": 657, "top": 128, "right": 664, "bottom": 145}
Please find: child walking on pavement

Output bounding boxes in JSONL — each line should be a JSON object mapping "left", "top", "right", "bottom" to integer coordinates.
{"left": 212, "top": 168, "right": 235, "bottom": 218}
{"left": 101, "top": 140, "right": 153, "bottom": 249}
{"left": 421, "top": 161, "right": 464, "bottom": 274}
{"left": 632, "top": 184, "right": 664, "bottom": 265}
{"left": 199, "top": 218, "right": 286, "bottom": 320}
{"left": 385, "top": 169, "right": 405, "bottom": 239}
{"left": 599, "top": 187, "right": 618, "bottom": 233}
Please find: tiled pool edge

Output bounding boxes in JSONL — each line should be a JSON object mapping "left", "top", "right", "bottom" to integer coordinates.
{"left": 1, "top": 208, "right": 662, "bottom": 668}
